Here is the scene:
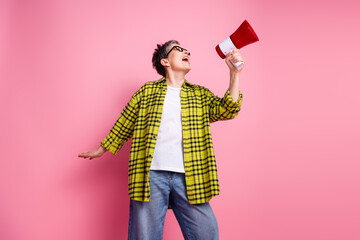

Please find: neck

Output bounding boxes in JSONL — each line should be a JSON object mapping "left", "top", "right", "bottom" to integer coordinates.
{"left": 165, "top": 72, "right": 186, "bottom": 88}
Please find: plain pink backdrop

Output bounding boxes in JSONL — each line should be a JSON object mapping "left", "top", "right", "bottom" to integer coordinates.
{"left": 1, "top": 0, "right": 359, "bottom": 239}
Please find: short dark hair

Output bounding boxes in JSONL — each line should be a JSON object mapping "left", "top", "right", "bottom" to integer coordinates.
{"left": 152, "top": 40, "right": 180, "bottom": 77}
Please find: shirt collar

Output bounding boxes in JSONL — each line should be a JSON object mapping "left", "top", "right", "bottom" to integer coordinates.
{"left": 159, "top": 77, "right": 193, "bottom": 89}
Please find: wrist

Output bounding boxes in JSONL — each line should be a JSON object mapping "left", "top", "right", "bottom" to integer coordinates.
{"left": 230, "top": 71, "right": 240, "bottom": 83}
{"left": 98, "top": 145, "right": 107, "bottom": 153}
{"left": 230, "top": 69, "right": 241, "bottom": 76}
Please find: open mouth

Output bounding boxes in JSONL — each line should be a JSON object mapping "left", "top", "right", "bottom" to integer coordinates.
{"left": 182, "top": 56, "right": 190, "bottom": 62}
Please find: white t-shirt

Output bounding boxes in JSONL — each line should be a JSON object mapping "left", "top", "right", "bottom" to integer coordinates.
{"left": 150, "top": 85, "right": 185, "bottom": 173}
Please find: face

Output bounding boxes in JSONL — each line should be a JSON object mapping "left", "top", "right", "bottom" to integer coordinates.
{"left": 162, "top": 43, "right": 191, "bottom": 75}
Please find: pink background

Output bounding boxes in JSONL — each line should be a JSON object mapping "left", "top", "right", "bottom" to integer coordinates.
{"left": 1, "top": 0, "right": 359, "bottom": 239}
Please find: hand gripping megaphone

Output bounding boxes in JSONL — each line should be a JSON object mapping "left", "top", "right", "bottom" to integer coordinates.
{"left": 216, "top": 20, "right": 259, "bottom": 68}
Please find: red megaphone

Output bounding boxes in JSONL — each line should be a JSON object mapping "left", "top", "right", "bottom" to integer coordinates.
{"left": 215, "top": 20, "right": 259, "bottom": 68}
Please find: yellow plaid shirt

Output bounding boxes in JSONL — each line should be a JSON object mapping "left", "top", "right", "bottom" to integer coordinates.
{"left": 101, "top": 77, "right": 243, "bottom": 204}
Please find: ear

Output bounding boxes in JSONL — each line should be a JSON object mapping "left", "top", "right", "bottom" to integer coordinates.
{"left": 160, "top": 59, "right": 169, "bottom": 67}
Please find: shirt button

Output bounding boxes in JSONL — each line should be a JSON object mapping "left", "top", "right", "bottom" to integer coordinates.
{"left": 153, "top": 135, "right": 156, "bottom": 139}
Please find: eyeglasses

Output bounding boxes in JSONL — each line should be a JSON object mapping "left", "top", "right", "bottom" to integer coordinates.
{"left": 165, "top": 45, "right": 190, "bottom": 58}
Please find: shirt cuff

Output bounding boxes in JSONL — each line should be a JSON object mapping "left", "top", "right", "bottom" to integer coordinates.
{"left": 223, "top": 89, "right": 243, "bottom": 112}
{"left": 100, "top": 136, "right": 121, "bottom": 155}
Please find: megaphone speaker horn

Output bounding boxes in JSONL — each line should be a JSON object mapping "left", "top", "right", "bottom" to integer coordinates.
{"left": 216, "top": 20, "right": 259, "bottom": 59}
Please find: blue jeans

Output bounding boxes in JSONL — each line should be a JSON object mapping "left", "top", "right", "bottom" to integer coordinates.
{"left": 128, "top": 170, "right": 219, "bottom": 240}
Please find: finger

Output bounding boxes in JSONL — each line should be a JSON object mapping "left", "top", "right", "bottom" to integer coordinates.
{"left": 231, "top": 52, "right": 241, "bottom": 60}
{"left": 225, "top": 52, "right": 231, "bottom": 60}
{"left": 231, "top": 48, "right": 239, "bottom": 53}
{"left": 226, "top": 52, "right": 234, "bottom": 60}
{"left": 232, "top": 54, "right": 244, "bottom": 62}
{"left": 230, "top": 55, "right": 238, "bottom": 63}
{"left": 79, "top": 152, "right": 92, "bottom": 159}
{"left": 234, "top": 57, "right": 243, "bottom": 63}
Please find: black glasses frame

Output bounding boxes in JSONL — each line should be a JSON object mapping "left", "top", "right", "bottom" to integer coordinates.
{"left": 165, "top": 46, "right": 190, "bottom": 58}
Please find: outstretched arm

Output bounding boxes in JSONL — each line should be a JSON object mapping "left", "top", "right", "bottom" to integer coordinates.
{"left": 78, "top": 86, "right": 142, "bottom": 160}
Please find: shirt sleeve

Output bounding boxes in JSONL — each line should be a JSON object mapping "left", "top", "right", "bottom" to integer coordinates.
{"left": 100, "top": 89, "right": 141, "bottom": 155}
{"left": 206, "top": 88, "right": 243, "bottom": 123}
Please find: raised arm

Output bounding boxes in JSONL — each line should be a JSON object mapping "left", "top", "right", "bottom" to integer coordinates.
{"left": 225, "top": 48, "right": 244, "bottom": 102}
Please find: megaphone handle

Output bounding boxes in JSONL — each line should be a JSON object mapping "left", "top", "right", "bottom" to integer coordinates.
{"left": 230, "top": 58, "right": 244, "bottom": 69}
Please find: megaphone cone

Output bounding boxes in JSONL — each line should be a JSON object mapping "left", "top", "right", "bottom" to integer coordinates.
{"left": 216, "top": 20, "right": 259, "bottom": 59}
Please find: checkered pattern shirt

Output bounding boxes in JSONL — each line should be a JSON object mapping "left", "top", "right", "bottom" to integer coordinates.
{"left": 101, "top": 77, "right": 243, "bottom": 204}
